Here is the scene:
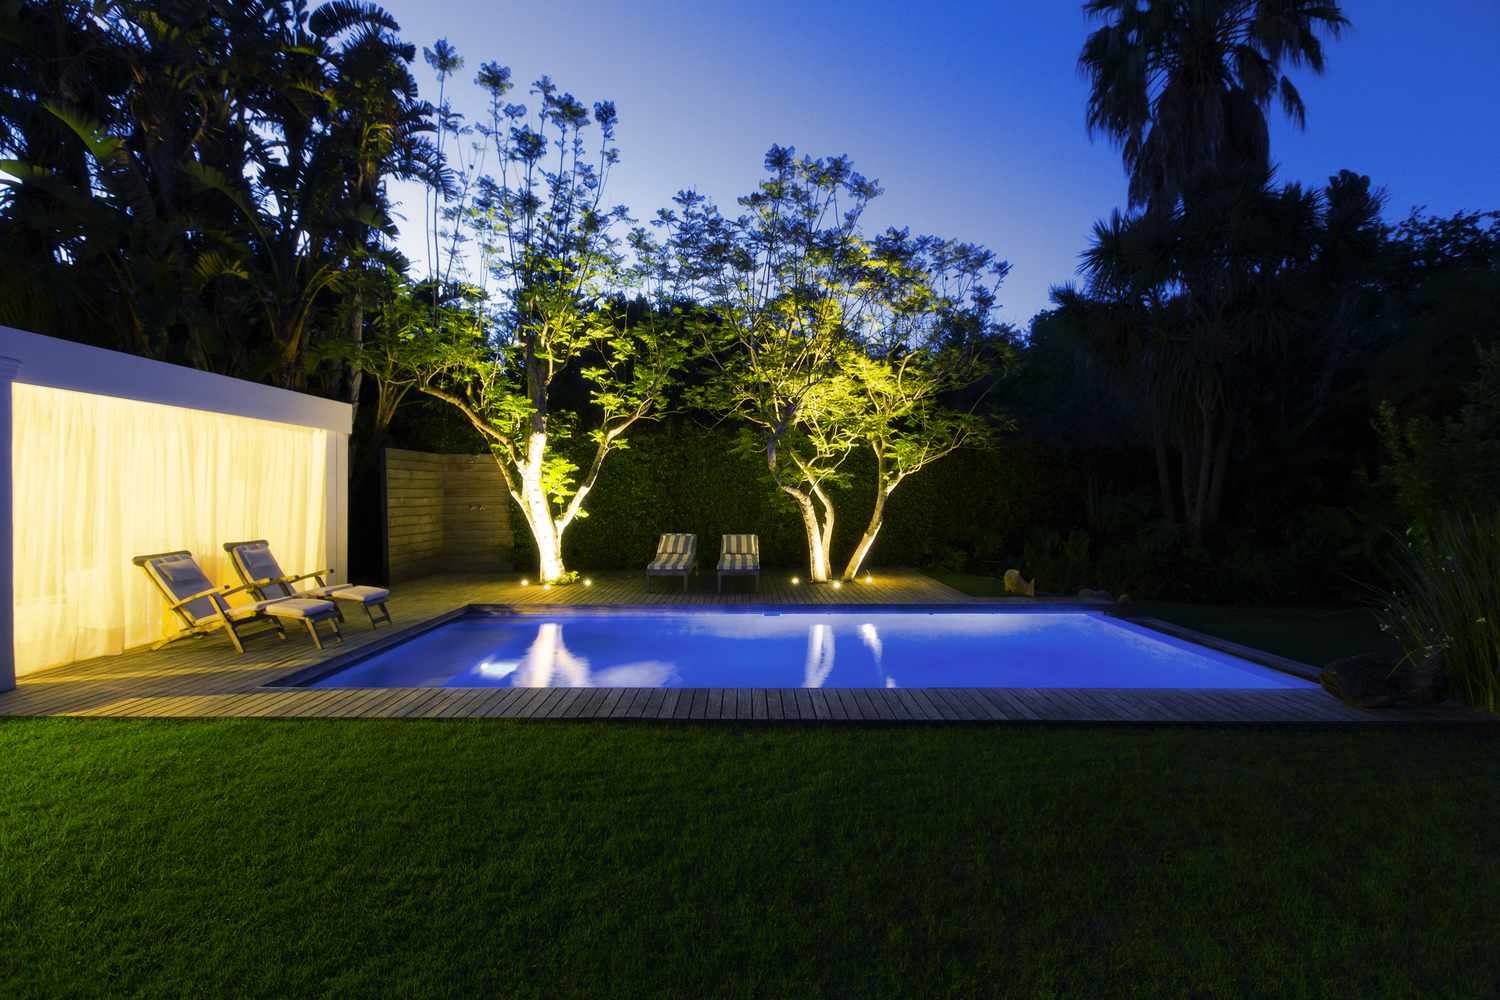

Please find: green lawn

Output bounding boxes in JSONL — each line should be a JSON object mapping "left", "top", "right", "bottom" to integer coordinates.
{"left": 933, "top": 572, "right": 1397, "bottom": 668}
{"left": 3, "top": 718, "right": 1497, "bottom": 997}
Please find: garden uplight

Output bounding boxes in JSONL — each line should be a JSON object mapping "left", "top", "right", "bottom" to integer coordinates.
{"left": 791, "top": 576, "right": 800, "bottom": 585}
{"left": 584, "top": 578, "right": 593, "bottom": 587}
{"left": 832, "top": 580, "right": 842, "bottom": 590}
{"left": 520, "top": 578, "right": 529, "bottom": 587}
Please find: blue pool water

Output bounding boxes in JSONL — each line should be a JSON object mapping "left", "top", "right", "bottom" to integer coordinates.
{"left": 307, "top": 610, "right": 1313, "bottom": 689}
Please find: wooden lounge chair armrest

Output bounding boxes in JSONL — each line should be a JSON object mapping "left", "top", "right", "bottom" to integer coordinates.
{"left": 220, "top": 581, "right": 264, "bottom": 599}
{"left": 168, "top": 585, "right": 228, "bottom": 610}
{"left": 283, "top": 569, "right": 334, "bottom": 585}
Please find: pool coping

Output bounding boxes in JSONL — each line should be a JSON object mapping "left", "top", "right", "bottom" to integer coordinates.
{"left": 264, "top": 601, "right": 1325, "bottom": 691}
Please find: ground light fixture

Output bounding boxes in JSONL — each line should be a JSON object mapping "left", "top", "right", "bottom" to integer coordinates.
{"left": 832, "top": 580, "right": 842, "bottom": 590}
{"left": 865, "top": 574, "right": 874, "bottom": 584}
{"left": 519, "top": 578, "right": 530, "bottom": 587}
{"left": 790, "top": 576, "right": 800, "bottom": 585}
{"left": 584, "top": 578, "right": 593, "bottom": 587}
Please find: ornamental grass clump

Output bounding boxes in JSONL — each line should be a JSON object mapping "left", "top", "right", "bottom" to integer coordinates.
{"left": 1378, "top": 512, "right": 1500, "bottom": 710}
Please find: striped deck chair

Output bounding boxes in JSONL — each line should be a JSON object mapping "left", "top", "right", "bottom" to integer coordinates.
{"left": 717, "top": 534, "right": 760, "bottom": 593}
{"left": 134, "top": 550, "right": 343, "bottom": 653}
{"left": 646, "top": 533, "right": 697, "bottom": 592}
{"left": 224, "top": 540, "right": 392, "bottom": 628}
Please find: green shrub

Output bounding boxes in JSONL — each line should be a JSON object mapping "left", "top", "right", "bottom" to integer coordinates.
{"left": 1377, "top": 343, "right": 1500, "bottom": 527}
{"left": 1377, "top": 512, "right": 1500, "bottom": 710}
{"left": 391, "top": 417, "right": 1387, "bottom": 604}
{"left": 536, "top": 424, "right": 1078, "bottom": 573}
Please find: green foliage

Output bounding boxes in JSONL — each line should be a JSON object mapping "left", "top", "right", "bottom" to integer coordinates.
{"left": 1377, "top": 513, "right": 1500, "bottom": 710}
{"left": 0, "top": 0, "right": 438, "bottom": 387}
{"left": 519, "top": 424, "right": 1069, "bottom": 573}
{"left": 1020, "top": 529, "right": 1093, "bottom": 595}
{"left": 1080, "top": 0, "right": 1349, "bottom": 213}
{"left": 1377, "top": 343, "right": 1500, "bottom": 527}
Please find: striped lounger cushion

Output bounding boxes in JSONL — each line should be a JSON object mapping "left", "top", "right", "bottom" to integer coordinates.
{"left": 648, "top": 534, "right": 696, "bottom": 574}
{"left": 648, "top": 551, "right": 695, "bottom": 572}
{"left": 718, "top": 534, "right": 759, "bottom": 573}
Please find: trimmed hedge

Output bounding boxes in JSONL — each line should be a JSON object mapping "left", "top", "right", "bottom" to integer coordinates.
{"left": 504, "top": 425, "right": 1079, "bottom": 573}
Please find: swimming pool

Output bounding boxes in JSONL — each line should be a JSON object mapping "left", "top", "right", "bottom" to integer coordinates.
{"left": 295, "top": 608, "right": 1314, "bottom": 690}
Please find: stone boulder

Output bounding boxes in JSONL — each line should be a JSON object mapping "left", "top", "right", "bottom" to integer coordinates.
{"left": 1320, "top": 655, "right": 1398, "bottom": 709}
{"left": 1394, "top": 651, "right": 1448, "bottom": 705}
{"left": 1002, "top": 569, "right": 1036, "bottom": 597}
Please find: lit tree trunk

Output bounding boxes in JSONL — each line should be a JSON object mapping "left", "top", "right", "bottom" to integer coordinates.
{"left": 785, "top": 487, "right": 834, "bottom": 583}
{"left": 842, "top": 486, "right": 886, "bottom": 581}
{"left": 513, "top": 432, "right": 567, "bottom": 582}
{"left": 844, "top": 447, "right": 897, "bottom": 581}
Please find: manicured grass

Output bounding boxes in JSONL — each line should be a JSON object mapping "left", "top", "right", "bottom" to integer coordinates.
{"left": 3, "top": 718, "right": 1497, "bottom": 997}
{"left": 933, "top": 571, "right": 1395, "bottom": 667}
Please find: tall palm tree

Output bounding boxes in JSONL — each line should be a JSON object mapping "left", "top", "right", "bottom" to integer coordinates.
{"left": 1079, "top": 0, "right": 1349, "bottom": 214}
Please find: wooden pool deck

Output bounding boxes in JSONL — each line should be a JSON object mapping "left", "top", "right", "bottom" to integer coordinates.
{"left": 0, "top": 571, "right": 1491, "bottom": 726}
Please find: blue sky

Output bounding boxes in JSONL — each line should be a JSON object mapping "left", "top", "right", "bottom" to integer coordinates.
{"left": 382, "top": 0, "right": 1500, "bottom": 326}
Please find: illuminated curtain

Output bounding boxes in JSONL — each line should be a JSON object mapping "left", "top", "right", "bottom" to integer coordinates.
{"left": 12, "top": 384, "right": 328, "bottom": 675}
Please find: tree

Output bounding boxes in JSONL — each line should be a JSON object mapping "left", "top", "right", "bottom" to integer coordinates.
{"left": 313, "top": 2, "right": 441, "bottom": 423}
{"left": 403, "top": 64, "right": 692, "bottom": 582}
{"left": 1063, "top": 171, "right": 1384, "bottom": 544}
{"left": 1080, "top": 0, "right": 1349, "bottom": 215}
{"left": 1378, "top": 343, "right": 1500, "bottom": 527}
{"left": 664, "top": 148, "right": 883, "bottom": 583}
{"left": 837, "top": 234, "right": 1012, "bottom": 580}
{"left": 0, "top": 0, "right": 436, "bottom": 395}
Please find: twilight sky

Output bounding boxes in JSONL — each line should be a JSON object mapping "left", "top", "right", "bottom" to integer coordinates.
{"left": 381, "top": 0, "right": 1500, "bottom": 326}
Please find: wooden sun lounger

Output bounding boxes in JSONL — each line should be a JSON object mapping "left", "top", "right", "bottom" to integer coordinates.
{"left": 645, "top": 533, "right": 698, "bottom": 592}
{"left": 223, "top": 539, "right": 392, "bottom": 628}
{"left": 134, "top": 550, "right": 344, "bottom": 652}
{"left": 716, "top": 534, "right": 760, "bottom": 593}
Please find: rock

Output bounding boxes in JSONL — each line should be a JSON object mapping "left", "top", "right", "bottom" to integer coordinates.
{"left": 1002, "top": 569, "right": 1036, "bottom": 597}
{"left": 1320, "top": 654, "right": 1398, "bottom": 708}
{"left": 1077, "top": 588, "right": 1115, "bottom": 603}
{"left": 1395, "top": 651, "right": 1447, "bottom": 705}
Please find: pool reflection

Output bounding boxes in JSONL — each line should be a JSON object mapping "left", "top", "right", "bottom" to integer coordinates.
{"left": 310, "top": 611, "right": 1315, "bottom": 691}
{"left": 488, "top": 622, "right": 677, "bottom": 688}
{"left": 803, "top": 623, "right": 834, "bottom": 688}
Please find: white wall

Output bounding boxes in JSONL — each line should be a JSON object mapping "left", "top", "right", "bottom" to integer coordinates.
{"left": 0, "top": 326, "right": 350, "bottom": 433}
{"left": 0, "top": 326, "right": 352, "bottom": 689}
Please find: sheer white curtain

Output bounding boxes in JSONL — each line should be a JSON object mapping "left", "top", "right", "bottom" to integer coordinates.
{"left": 12, "top": 384, "right": 328, "bottom": 675}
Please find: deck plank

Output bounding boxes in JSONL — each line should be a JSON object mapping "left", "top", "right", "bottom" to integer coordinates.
{"left": 650, "top": 688, "right": 677, "bottom": 719}
{"left": 905, "top": 688, "right": 948, "bottom": 721}
{"left": 927, "top": 689, "right": 975, "bottom": 721}
{"left": 640, "top": 688, "right": 669, "bottom": 720}
{"left": 624, "top": 688, "right": 656, "bottom": 718}
{"left": 494, "top": 687, "right": 544, "bottom": 719}
{"left": 882, "top": 690, "right": 915, "bottom": 721}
